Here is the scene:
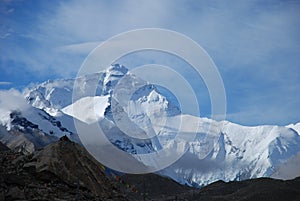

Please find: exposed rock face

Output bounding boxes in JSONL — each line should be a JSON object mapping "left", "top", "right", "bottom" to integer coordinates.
{"left": 0, "top": 136, "right": 128, "bottom": 201}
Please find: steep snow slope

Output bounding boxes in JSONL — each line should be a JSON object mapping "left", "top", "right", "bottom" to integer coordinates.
{"left": 62, "top": 96, "right": 110, "bottom": 124}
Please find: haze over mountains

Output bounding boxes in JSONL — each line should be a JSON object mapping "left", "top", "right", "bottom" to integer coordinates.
{"left": 1, "top": 64, "right": 300, "bottom": 189}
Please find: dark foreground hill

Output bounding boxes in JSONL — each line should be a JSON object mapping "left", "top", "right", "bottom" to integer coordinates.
{"left": 189, "top": 176, "right": 300, "bottom": 201}
{"left": 121, "top": 174, "right": 300, "bottom": 201}
{"left": 121, "top": 173, "right": 195, "bottom": 200}
{"left": 0, "top": 137, "right": 127, "bottom": 201}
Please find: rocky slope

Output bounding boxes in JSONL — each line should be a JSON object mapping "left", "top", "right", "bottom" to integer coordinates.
{"left": 0, "top": 136, "right": 128, "bottom": 201}
{"left": 120, "top": 171, "right": 300, "bottom": 201}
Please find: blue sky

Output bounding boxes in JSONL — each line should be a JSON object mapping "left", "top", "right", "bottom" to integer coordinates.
{"left": 0, "top": 0, "right": 299, "bottom": 126}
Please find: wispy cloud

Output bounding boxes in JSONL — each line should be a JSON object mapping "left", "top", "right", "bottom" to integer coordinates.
{"left": 0, "top": 82, "right": 12, "bottom": 86}
{"left": 57, "top": 41, "right": 101, "bottom": 55}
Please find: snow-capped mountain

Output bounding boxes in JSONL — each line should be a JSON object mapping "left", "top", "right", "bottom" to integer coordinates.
{"left": 1, "top": 64, "right": 300, "bottom": 188}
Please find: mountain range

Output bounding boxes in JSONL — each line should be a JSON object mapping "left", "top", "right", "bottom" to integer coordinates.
{"left": 1, "top": 64, "right": 300, "bottom": 189}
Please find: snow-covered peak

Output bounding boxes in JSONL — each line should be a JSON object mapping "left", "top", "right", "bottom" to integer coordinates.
{"left": 102, "top": 64, "right": 128, "bottom": 95}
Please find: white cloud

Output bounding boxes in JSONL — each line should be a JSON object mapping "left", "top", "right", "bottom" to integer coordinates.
{"left": 0, "top": 89, "right": 30, "bottom": 125}
{"left": 0, "top": 82, "right": 12, "bottom": 86}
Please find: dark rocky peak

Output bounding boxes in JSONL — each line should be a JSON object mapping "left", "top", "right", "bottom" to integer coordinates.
{"left": 107, "top": 63, "right": 128, "bottom": 75}
{"left": 59, "top": 135, "right": 71, "bottom": 142}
